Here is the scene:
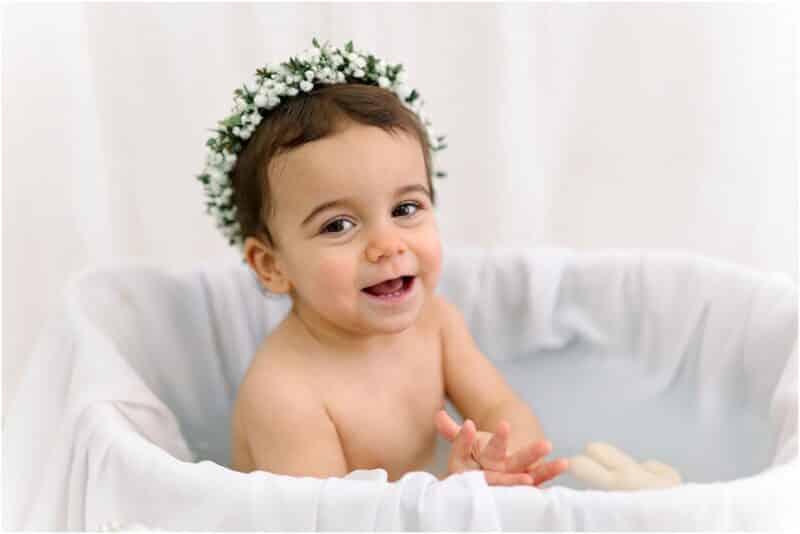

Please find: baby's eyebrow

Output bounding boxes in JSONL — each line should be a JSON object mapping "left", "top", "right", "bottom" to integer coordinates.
{"left": 301, "top": 184, "right": 431, "bottom": 227}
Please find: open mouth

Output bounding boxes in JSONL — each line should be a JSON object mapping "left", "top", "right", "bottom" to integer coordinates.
{"left": 362, "top": 275, "right": 415, "bottom": 299}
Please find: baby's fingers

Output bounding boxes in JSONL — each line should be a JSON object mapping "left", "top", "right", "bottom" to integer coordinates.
{"left": 479, "top": 421, "right": 511, "bottom": 470}
{"left": 506, "top": 440, "right": 552, "bottom": 473}
{"left": 483, "top": 469, "right": 534, "bottom": 486}
{"left": 435, "top": 410, "right": 461, "bottom": 442}
{"left": 448, "top": 419, "right": 478, "bottom": 472}
{"left": 529, "top": 458, "right": 570, "bottom": 486}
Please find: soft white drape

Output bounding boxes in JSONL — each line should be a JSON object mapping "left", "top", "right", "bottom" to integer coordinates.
{"left": 3, "top": 2, "right": 796, "bottom": 417}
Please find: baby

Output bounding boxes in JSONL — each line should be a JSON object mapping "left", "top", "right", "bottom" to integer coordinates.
{"left": 209, "top": 41, "right": 568, "bottom": 486}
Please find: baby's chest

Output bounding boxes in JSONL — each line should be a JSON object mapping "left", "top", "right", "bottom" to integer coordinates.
{"left": 324, "top": 347, "right": 444, "bottom": 479}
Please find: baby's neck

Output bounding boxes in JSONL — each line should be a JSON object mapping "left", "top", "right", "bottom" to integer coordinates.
{"left": 287, "top": 305, "right": 415, "bottom": 360}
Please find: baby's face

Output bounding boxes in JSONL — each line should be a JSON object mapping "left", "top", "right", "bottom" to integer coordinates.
{"left": 264, "top": 121, "right": 442, "bottom": 338}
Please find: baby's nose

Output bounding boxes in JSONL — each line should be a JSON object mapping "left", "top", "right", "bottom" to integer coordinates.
{"left": 365, "top": 239, "right": 407, "bottom": 262}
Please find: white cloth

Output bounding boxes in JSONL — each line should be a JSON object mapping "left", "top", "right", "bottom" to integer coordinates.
{"left": 4, "top": 246, "right": 798, "bottom": 530}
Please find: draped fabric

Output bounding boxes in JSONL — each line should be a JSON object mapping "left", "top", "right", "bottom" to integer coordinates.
{"left": 4, "top": 247, "right": 798, "bottom": 530}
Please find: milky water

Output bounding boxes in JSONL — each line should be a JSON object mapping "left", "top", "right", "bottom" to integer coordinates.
{"left": 428, "top": 347, "right": 777, "bottom": 489}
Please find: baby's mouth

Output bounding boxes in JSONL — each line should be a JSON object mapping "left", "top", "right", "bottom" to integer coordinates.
{"left": 362, "top": 275, "right": 415, "bottom": 297}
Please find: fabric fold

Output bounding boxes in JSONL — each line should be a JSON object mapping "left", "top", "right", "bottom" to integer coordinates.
{"left": 4, "top": 247, "right": 796, "bottom": 530}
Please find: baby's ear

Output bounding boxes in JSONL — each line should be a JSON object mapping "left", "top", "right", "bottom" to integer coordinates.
{"left": 243, "top": 236, "right": 292, "bottom": 294}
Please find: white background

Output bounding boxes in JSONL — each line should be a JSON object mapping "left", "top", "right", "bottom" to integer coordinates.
{"left": 3, "top": 2, "right": 797, "bottom": 419}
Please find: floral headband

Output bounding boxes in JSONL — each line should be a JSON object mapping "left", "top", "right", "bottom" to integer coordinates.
{"left": 196, "top": 38, "right": 448, "bottom": 250}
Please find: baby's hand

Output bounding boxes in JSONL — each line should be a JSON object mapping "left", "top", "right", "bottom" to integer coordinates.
{"left": 435, "top": 410, "right": 568, "bottom": 486}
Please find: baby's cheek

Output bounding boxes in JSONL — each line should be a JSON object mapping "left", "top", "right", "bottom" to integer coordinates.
{"left": 314, "top": 255, "right": 359, "bottom": 297}
{"left": 419, "top": 230, "right": 443, "bottom": 289}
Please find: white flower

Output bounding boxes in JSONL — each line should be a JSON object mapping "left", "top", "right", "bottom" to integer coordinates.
{"left": 320, "top": 67, "right": 334, "bottom": 81}
{"left": 240, "top": 127, "right": 252, "bottom": 140}
{"left": 394, "top": 83, "right": 411, "bottom": 100}
{"left": 245, "top": 77, "right": 261, "bottom": 94}
{"left": 376, "top": 60, "right": 387, "bottom": 74}
{"left": 287, "top": 87, "right": 299, "bottom": 96}
{"left": 207, "top": 180, "right": 221, "bottom": 196}
{"left": 427, "top": 127, "right": 438, "bottom": 145}
{"left": 331, "top": 53, "right": 344, "bottom": 67}
{"left": 222, "top": 221, "right": 235, "bottom": 234}
{"left": 254, "top": 94, "right": 267, "bottom": 108}
{"left": 301, "top": 47, "right": 321, "bottom": 64}
{"left": 304, "top": 70, "right": 315, "bottom": 81}
{"left": 396, "top": 69, "right": 407, "bottom": 83}
{"left": 267, "top": 95, "right": 281, "bottom": 107}
{"left": 209, "top": 165, "right": 226, "bottom": 181}
{"left": 300, "top": 80, "right": 314, "bottom": 92}
{"left": 353, "top": 69, "right": 365, "bottom": 78}
{"left": 378, "top": 76, "right": 390, "bottom": 88}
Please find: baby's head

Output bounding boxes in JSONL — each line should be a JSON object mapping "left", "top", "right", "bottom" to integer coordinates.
{"left": 232, "top": 83, "right": 443, "bottom": 336}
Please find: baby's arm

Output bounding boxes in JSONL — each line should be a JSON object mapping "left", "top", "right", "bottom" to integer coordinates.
{"left": 239, "top": 375, "right": 349, "bottom": 478}
{"left": 438, "top": 296, "right": 545, "bottom": 452}
{"left": 437, "top": 296, "right": 568, "bottom": 481}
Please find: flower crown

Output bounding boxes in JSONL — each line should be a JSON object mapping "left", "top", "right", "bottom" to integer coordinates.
{"left": 196, "top": 38, "right": 448, "bottom": 250}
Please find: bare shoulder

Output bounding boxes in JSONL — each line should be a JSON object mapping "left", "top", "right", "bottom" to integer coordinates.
{"left": 235, "top": 327, "right": 320, "bottom": 425}
{"left": 234, "top": 339, "right": 348, "bottom": 477}
{"left": 430, "top": 294, "right": 467, "bottom": 335}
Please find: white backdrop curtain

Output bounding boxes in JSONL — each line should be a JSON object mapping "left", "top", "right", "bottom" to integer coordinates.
{"left": 3, "top": 2, "right": 796, "bottom": 419}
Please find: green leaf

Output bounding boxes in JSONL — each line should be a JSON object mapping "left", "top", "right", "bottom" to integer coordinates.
{"left": 288, "top": 58, "right": 302, "bottom": 72}
{"left": 435, "top": 171, "right": 447, "bottom": 178}
{"left": 312, "top": 37, "right": 320, "bottom": 48}
{"left": 405, "top": 89, "right": 419, "bottom": 103}
{"left": 220, "top": 114, "right": 241, "bottom": 128}
{"left": 345, "top": 40, "right": 354, "bottom": 53}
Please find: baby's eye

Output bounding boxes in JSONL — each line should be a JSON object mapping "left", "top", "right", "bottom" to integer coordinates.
{"left": 319, "top": 202, "right": 424, "bottom": 236}
{"left": 393, "top": 201, "right": 422, "bottom": 218}
{"left": 321, "top": 218, "right": 355, "bottom": 235}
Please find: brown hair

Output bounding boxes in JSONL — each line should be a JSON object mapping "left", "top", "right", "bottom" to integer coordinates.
{"left": 230, "top": 83, "right": 437, "bottom": 250}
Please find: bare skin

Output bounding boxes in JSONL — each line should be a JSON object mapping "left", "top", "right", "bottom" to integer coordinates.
{"left": 231, "top": 294, "right": 568, "bottom": 485}
{"left": 230, "top": 120, "right": 568, "bottom": 486}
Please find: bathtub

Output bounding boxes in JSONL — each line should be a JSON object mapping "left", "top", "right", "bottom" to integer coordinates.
{"left": 4, "top": 246, "right": 797, "bottom": 530}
